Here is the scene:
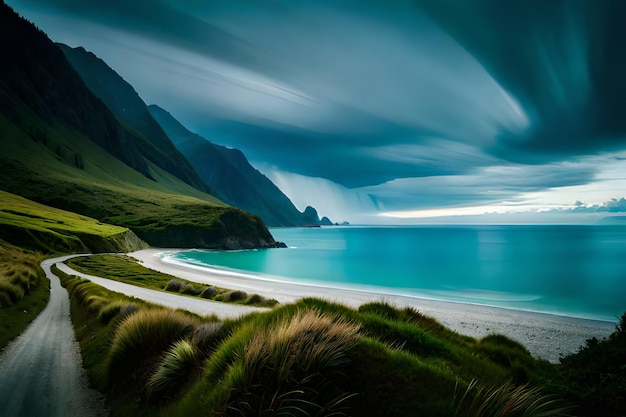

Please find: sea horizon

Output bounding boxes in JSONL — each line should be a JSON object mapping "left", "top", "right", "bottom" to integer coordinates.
{"left": 167, "top": 224, "right": 626, "bottom": 323}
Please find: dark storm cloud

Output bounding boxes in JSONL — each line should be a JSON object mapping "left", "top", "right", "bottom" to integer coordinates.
{"left": 419, "top": 0, "right": 626, "bottom": 161}
{"left": 7, "top": 0, "right": 626, "bottom": 213}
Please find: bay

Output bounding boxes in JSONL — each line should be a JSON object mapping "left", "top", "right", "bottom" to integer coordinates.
{"left": 169, "top": 225, "right": 626, "bottom": 321}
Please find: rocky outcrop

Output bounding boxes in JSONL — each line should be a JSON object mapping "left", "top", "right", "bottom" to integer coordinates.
{"left": 76, "top": 229, "right": 148, "bottom": 253}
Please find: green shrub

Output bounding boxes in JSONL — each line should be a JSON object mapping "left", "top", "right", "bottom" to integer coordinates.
{"left": 480, "top": 334, "right": 530, "bottom": 354}
{"left": 223, "top": 290, "right": 247, "bottom": 302}
{"left": 215, "top": 309, "right": 360, "bottom": 416}
{"left": 180, "top": 282, "right": 201, "bottom": 296}
{"left": 475, "top": 334, "right": 535, "bottom": 383}
{"left": 200, "top": 286, "right": 217, "bottom": 299}
{"left": 108, "top": 309, "right": 197, "bottom": 382}
{"left": 360, "top": 313, "right": 449, "bottom": 358}
{"left": 555, "top": 312, "right": 626, "bottom": 416}
{"left": 359, "top": 301, "right": 402, "bottom": 321}
{"left": 165, "top": 279, "right": 184, "bottom": 292}
{"left": 190, "top": 321, "right": 224, "bottom": 355}
{"left": 246, "top": 293, "right": 261, "bottom": 304}
{"left": 147, "top": 339, "right": 200, "bottom": 400}
{"left": 98, "top": 301, "right": 139, "bottom": 324}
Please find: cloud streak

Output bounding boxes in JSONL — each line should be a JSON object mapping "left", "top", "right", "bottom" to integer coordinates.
{"left": 7, "top": 0, "right": 626, "bottom": 221}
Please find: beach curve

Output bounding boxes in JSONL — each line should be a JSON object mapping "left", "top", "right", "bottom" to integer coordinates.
{"left": 129, "top": 248, "right": 616, "bottom": 363}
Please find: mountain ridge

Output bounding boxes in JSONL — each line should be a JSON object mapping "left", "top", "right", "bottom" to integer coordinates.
{"left": 149, "top": 104, "right": 326, "bottom": 227}
{"left": 57, "top": 43, "right": 211, "bottom": 194}
{"left": 0, "top": 2, "right": 282, "bottom": 250}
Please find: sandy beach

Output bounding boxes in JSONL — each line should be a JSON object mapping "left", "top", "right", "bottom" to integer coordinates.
{"left": 129, "top": 249, "right": 617, "bottom": 363}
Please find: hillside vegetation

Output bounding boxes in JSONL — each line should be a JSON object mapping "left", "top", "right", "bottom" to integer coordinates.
{"left": 0, "top": 3, "right": 282, "bottom": 250}
{"left": 0, "top": 112, "right": 280, "bottom": 249}
{"left": 0, "top": 243, "right": 48, "bottom": 350}
{"left": 0, "top": 190, "right": 147, "bottom": 253}
{"left": 57, "top": 263, "right": 580, "bottom": 417}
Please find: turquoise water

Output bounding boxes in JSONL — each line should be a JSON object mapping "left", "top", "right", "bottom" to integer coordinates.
{"left": 170, "top": 225, "right": 626, "bottom": 321}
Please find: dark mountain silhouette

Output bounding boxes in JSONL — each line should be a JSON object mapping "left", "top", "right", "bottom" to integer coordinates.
{"left": 0, "top": 2, "right": 281, "bottom": 249}
{"left": 57, "top": 43, "right": 210, "bottom": 193}
{"left": 148, "top": 104, "right": 323, "bottom": 227}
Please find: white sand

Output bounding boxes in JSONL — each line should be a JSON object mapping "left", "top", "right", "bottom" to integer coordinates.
{"left": 129, "top": 249, "right": 617, "bottom": 363}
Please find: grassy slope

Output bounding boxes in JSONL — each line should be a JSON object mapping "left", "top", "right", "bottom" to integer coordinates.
{"left": 0, "top": 190, "right": 146, "bottom": 253}
{"left": 0, "top": 111, "right": 277, "bottom": 249}
{"left": 57, "top": 263, "right": 568, "bottom": 417}
{"left": 0, "top": 242, "right": 49, "bottom": 350}
{"left": 0, "top": 188, "right": 144, "bottom": 350}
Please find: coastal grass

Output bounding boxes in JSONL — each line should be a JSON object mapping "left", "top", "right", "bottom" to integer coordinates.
{"left": 549, "top": 313, "right": 626, "bottom": 416}
{"left": 454, "top": 380, "right": 570, "bottom": 417}
{"left": 216, "top": 309, "right": 360, "bottom": 416}
{"left": 66, "top": 254, "right": 278, "bottom": 307}
{"left": 147, "top": 340, "right": 201, "bottom": 401}
{"left": 57, "top": 266, "right": 571, "bottom": 417}
{"left": 0, "top": 242, "right": 49, "bottom": 350}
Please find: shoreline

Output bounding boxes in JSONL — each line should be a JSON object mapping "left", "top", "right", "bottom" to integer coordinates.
{"left": 129, "top": 248, "right": 617, "bottom": 363}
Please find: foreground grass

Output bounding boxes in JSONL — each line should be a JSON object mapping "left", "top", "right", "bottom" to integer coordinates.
{"left": 0, "top": 242, "right": 49, "bottom": 350}
{"left": 57, "top": 265, "right": 574, "bottom": 417}
{"left": 66, "top": 254, "right": 278, "bottom": 307}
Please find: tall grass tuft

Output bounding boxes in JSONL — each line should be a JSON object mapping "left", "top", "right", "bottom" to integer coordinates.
{"left": 220, "top": 308, "right": 360, "bottom": 416}
{"left": 0, "top": 245, "right": 42, "bottom": 307}
{"left": 147, "top": 339, "right": 200, "bottom": 400}
{"left": 454, "top": 380, "right": 570, "bottom": 417}
{"left": 108, "top": 308, "right": 197, "bottom": 382}
{"left": 98, "top": 301, "right": 139, "bottom": 324}
{"left": 191, "top": 321, "right": 224, "bottom": 355}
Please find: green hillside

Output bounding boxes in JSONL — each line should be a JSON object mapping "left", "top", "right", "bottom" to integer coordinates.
{"left": 0, "top": 190, "right": 147, "bottom": 253}
{"left": 0, "top": 3, "right": 282, "bottom": 250}
{"left": 58, "top": 44, "right": 211, "bottom": 194}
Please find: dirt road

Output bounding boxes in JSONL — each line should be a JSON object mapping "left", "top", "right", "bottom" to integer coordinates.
{"left": 0, "top": 256, "right": 107, "bottom": 417}
{"left": 54, "top": 262, "right": 267, "bottom": 318}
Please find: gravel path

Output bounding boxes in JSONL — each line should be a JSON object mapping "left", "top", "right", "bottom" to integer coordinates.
{"left": 0, "top": 256, "right": 108, "bottom": 417}
{"left": 54, "top": 263, "right": 267, "bottom": 318}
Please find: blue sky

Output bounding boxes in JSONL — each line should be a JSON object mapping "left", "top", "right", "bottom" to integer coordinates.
{"left": 8, "top": 0, "right": 626, "bottom": 223}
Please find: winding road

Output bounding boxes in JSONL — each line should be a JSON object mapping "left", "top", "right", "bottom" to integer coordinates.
{"left": 0, "top": 255, "right": 266, "bottom": 417}
{"left": 54, "top": 262, "right": 267, "bottom": 318}
{"left": 0, "top": 257, "right": 107, "bottom": 417}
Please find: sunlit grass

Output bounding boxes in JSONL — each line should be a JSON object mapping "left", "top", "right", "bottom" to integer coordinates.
{"left": 204, "top": 308, "right": 360, "bottom": 416}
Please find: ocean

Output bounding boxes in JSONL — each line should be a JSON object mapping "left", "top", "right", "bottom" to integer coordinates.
{"left": 168, "top": 225, "right": 626, "bottom": 322}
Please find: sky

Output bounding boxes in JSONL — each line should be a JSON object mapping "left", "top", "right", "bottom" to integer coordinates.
{"left": 7, "top": 0, "right": 626, "bottom": 224}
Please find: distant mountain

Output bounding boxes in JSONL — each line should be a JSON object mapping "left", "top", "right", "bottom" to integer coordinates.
{"left": 0, "top": 2, "right": 281, "bottom": 249}
{"left": 319, "top": 216, "right": 334, "bottom": 226}
{"left": 148, "top": 104, "right": 320, "bottom": 227}
{"left": 57, "top": 43, "right": 210, "bottom": 194}
{"left": 301, "top": 206, "right": 322, "bottom": 226}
